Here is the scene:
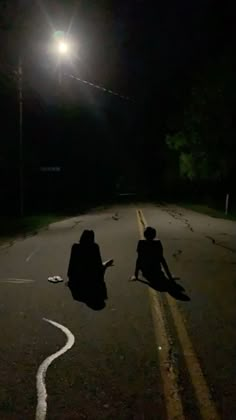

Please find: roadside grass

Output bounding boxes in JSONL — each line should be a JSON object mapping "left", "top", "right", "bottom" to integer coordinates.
{"left": 179, "top": 203, "right": 236, "bottom": 221}
{"left": 0, "top": 214, "right": 68, "bottom": 242}
{"left": 0, "top": 202, "right": 110, "bottom": 243}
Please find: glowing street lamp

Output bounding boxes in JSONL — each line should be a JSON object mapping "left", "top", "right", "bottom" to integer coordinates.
{"left": 52, "top": 32, "right": 72, "bottom": 84}
{"left": 56, "top": 40, "right": 70, "bottom": 84}
{"left": 57, "top": 41, "right": 70, "bottom": 55}
{"left": 53, "top": 31, "right": 71, "bottom": 56}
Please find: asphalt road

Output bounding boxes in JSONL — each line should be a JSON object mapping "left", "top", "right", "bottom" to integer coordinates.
{"left": 0, "top": 204, "right": 236, "bottom": 420}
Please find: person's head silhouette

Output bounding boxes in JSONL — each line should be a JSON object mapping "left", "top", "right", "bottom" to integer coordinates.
{"left": 80, "top": 229, "right": 95, "bottom": 245}
{"left": 144, "top": 227, "right": 156, "bottom": 241}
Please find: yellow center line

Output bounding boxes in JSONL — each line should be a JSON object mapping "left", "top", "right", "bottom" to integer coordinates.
{"left": 136, "top": 210, "right": 185, "bottom": 420}
{"left": 166, "top": 295, "right": 220, "bottom": 420}
{"left": 137, "top": 208, "right": 221, "bottom": 420}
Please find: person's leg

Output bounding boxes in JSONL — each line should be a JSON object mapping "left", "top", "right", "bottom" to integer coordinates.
{"left": 143, "top": 268, "right": 164, "bottom": 284}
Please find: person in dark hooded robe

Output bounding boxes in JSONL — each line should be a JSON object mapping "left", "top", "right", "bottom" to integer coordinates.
{"left": 67, "top": 230, "right": 113, "bottom": 304}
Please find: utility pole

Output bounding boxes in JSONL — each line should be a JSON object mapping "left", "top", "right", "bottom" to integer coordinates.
{"left": 18, "top": 57, "right": 24, "bottom": 217}
{"left": 58, "top": 57, "right": 62, "bottom": 85}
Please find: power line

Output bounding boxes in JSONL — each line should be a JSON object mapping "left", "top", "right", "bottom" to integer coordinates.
{"left": 67, "top": 73, "right": 132, "bottom": 101}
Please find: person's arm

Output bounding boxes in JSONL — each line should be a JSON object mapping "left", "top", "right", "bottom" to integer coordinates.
{"left": 159, "top": 242, "right": 173, "bottom": 280}
{"left": 134, "top": 241, "right": 141, "bottom": 278}
{"left": 161, "top": 257, "right": 173, "bottom": 280}
{"left": 94, "top": 243, "right": 103, "bottom": 267}
{"left": 134, "top": 259, "right": 140, "bottom": 279}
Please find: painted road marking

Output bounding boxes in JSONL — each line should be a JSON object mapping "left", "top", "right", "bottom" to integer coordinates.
{"left": 26, "top": 247, "right": 40, "bottom": 262}
{"left": 136, "top": 211, "right": 184, "bottom": 419}
{"left": 35, "top": 318, "right": 75, "bottom": 420}
{"left": 137, "top": 209, "right": 220, "bottom": 420}
{"left": 167, "top": 295, "right": 220, "bottom": 420}
{"left": 1, "top": 278, "right": 35, "bottom": 284}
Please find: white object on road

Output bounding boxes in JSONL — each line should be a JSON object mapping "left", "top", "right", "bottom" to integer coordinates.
{"left": 48, "top": 276, "right": 63, "bottom": 283}
{"left": 35, "top": 318, "right": 75, "bottom": 420}
{"left": 112, "top": 213, "right": 119, "bottom": 221}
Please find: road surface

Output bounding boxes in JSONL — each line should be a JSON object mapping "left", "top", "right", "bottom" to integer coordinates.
{"left": 0, "top": 204, "right": 236, "bottom": 420}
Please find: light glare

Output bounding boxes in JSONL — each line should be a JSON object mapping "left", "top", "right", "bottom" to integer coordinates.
{"left": 58, "top": 41, "right": 69, "bottom": 54}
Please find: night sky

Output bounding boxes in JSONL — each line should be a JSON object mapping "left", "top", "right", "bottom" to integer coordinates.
{"left": 0, "top": 1, "right": 235, "bottom": 213}
{"left": 1, "top": 1, "right": 232, "bottom": 102}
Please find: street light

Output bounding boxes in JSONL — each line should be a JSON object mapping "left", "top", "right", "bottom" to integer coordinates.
{"left": 54, "top": 39, "right": 71, "bottom": 84}
{"left": 17, "top": 35, "right": 71, "bottom": 217}
{"left": 57, "top": 41, "right": 70, "bottom": 55}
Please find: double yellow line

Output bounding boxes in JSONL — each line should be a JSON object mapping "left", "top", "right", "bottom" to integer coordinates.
{"left": 136, "top": 209, "right": 220, "bottom": 420}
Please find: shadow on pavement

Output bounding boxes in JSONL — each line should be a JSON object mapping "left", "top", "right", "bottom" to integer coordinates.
{"left": 67, "top": 280, "right": 108, "bottom": 311}
{"left": 133, "top": 275, "right": 190, "bottom": 301}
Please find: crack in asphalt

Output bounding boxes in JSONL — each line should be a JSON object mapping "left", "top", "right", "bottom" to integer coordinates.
{"left": 160, "top": 205, "right": 236, "bottom": 255}
{"left": 173, "top": 250, "right": 183, "bottom": 259}
{"left": 163, "top": 207, "right": 195, "bottom": 233}
{"left": 205, "top": 236, "right": 236, "bottom": 253}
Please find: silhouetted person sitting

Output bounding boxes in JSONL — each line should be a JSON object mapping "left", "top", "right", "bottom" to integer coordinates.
{"left": 134, "top": 226, "right": 173, "bottom": 283}
{"left": 67, "top": 229, "right": 113, "bottom": 306}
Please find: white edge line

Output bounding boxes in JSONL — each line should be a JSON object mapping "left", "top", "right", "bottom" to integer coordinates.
{"left": 35, "top": 318, "right": 75, "bottom": 420}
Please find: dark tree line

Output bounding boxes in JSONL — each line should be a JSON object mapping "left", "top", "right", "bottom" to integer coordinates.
{"left": 165, "top": 42, "right": 236, "bottom": 206}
